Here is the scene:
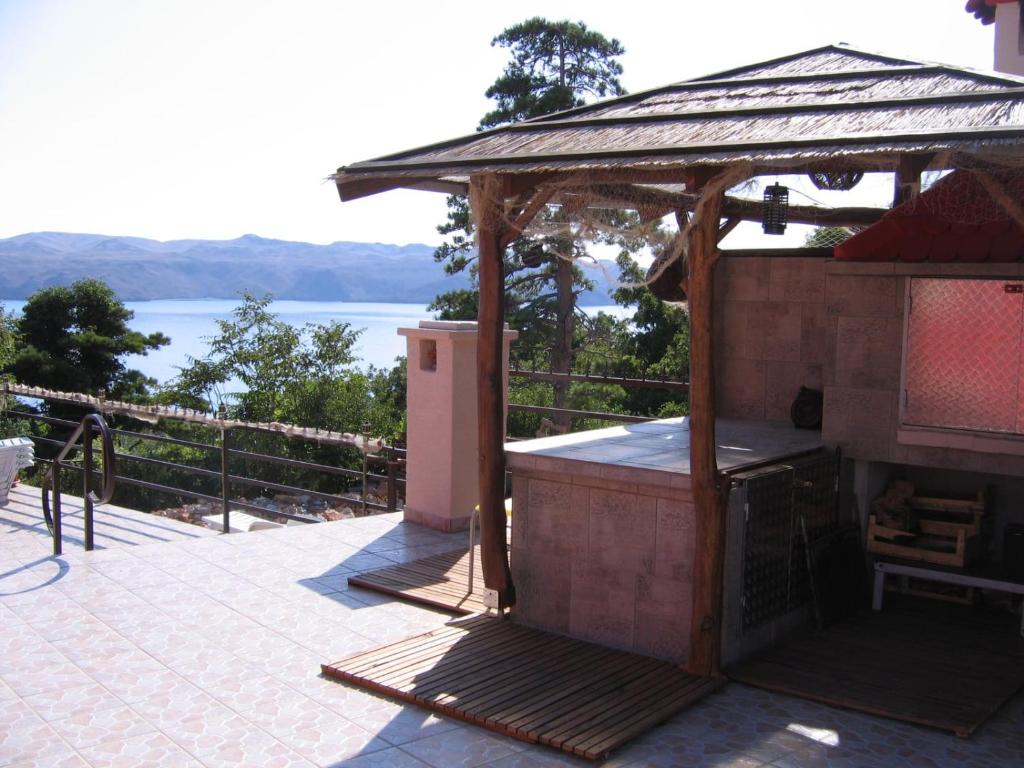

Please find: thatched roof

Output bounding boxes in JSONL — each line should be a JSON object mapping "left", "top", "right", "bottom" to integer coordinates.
{"left": 332, "top": 44, "right": 1024, "bottom": 201}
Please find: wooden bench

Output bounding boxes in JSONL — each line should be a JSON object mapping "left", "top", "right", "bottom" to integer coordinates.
{"left": 872, "top": 560, "right": 1024, "bottom": 635}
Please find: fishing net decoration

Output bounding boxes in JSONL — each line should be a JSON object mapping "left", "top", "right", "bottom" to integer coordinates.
{"left": 467, "top": 149, "right": 1024, "bottom": 308}
{"left": 457, "top": 150, "right": 1024, "bottom": 437}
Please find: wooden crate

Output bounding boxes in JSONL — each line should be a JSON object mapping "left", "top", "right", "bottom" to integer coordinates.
{"left": 909, "top": 491, "right": 987, "bottom": 534}
{"left": 867, "top": 515, "right": 982, "bottom": 568}
{"left": 867, "top": 489, "right": 988, "bottom": 568}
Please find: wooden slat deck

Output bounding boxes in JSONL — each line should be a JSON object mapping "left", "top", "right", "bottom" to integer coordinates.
{"left": 322, "top": 614, "right": 722, "bottom": 760}
{"left": 348, "top": 546, "right": 487, "bottom": 614}
{"left": 728, "top": 604, "right": 1024, "bottom": 737}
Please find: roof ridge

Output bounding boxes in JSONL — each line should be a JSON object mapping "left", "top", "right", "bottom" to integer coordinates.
{"left": 685, "top": 43, "right": 922, "bottom": 83}
{"left": 339, "top": 45, "right": 1024, "bottom": 174}
{"left": 521, "top": 45, "right": 1021, "bottom": 128}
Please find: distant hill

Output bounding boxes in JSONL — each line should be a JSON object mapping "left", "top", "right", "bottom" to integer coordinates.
{"left": 0, "top": 232, "right": 621, "bottom": 304}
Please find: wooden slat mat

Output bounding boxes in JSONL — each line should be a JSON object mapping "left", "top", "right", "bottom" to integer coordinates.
{"left": 348, "top": 546, "right": 486, "bottom": 614}
{"left": 322, "top": 614, "right": 722, "bottom": 760}
{"left": 728, "top": 606, "right": 1024, "bottom": 737}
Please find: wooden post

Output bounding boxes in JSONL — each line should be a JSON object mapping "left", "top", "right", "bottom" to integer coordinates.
{"left": 686, "top": 182, "right": 727, "bottom": 678}
{"left": 893, "top": 153, "right": 934, "bottom": 207}
{"left": 471, "top": 174, "right": 516, "bottom": 609}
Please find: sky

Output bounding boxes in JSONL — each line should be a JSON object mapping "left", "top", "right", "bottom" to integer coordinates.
{"left": 0, "top": 1, "right": 1000, "bottom": 248}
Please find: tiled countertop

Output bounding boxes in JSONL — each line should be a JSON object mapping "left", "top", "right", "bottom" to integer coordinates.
{"left": 505, "top": 417, "right": 825, "bottom": 476}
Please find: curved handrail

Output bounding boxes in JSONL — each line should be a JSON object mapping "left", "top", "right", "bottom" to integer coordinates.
{"left": 41, "top": 413, "right": 116, "bottom": 554}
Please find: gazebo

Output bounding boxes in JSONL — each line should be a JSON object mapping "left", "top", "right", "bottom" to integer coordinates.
{"left": 327, "top": 43, "right": 1024, "bottom": 745}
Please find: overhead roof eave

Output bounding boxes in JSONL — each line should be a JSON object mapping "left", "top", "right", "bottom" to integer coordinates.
{"left": 330, "top": 44, "right": 1024, "bottom": 204}
{"left": 333, "top": 132, "right": 1024, "bottom": 196}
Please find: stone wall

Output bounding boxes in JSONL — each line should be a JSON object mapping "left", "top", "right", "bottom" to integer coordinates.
{"left": 507, "top": 457, "right": 695, "bottom": 663}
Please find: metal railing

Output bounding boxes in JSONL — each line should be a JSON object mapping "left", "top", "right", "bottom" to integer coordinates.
{"left": 5, "top": 401, "right": 406, "bottom": 537}
{"left": 508, "top": 403, "right": 656, "bottom": 425}
{"left": 507, "top": 366, "right": 689, "bottom": 428}
{"left": 509, "top": 367, "right": 689, "bottom": 391}
{"left": 40, "top": 413, "right": 116, "bottom": 556}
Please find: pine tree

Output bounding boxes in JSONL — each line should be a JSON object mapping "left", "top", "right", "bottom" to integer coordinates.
{"left": 430, "top": 18, "right": 626, "bottom": 429}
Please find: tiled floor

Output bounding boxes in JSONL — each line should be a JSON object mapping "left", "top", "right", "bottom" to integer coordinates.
{"left": 1, "top": 484, "right": 220, "bottom": 556}
{"left": 0, "top": 485, "right": 1021, "bottom": 767}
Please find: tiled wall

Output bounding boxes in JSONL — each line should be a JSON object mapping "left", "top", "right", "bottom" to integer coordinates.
{"left": 714, "top": 257, "right": 827, "bottom": 421}
{"left": 508, "top": 463, "right": 695, "bottom": 663}
{"left": 821, "top": 261, "right": 1024, "bottom": 476}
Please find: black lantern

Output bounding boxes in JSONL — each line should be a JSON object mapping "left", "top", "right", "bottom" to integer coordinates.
{"left": 762, "top": 182, "right": 789, "bottom": 235}
{"left": 808, "top": 171, "right": 864, "bottom": 191}
{"left": 520, "top": 242, "right": 546, "bottom": 268}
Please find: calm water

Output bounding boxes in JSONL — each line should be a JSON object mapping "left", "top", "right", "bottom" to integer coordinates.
{"left": 1, "top": 299, "right": 627, "bottom": 386}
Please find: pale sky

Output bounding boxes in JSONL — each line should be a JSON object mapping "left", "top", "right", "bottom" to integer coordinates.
{"left": 0, "top": 1, "right": 999, "bottom": 248}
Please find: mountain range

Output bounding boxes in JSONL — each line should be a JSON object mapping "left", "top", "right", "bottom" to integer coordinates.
{"left": 0, "top": 232, "right": 620, "bottom": 304}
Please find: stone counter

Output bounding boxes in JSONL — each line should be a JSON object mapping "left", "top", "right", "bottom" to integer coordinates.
{"left": 505, "top": 418, "right": 823, "bottom": 663}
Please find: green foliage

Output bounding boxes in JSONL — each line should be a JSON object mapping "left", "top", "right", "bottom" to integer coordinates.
{"left": 479, "top": 17, "right": 625, "bottom": 129}
{"left": 611, "top": 253, "right": 690, "bottom": 375}
{"left": 805, "top": 226, "right": 854, "bottom": 248}
{"left": 607, "top": 252, "right": 691, "bottom": 416}
{"left": 6, "top": 279, "right": 168, "bottom": 398}
{"left": 161, "top": 292, "right": 406, "bottom": 443}
{"left": 366, "top": 359, "right": 408, "bottom": 442}
{"left": 503, "top": 244, "right": 691, "bottom": 438}
{"left": 432, "top": 17, "right": 626, "bottom": 366}
{"left": 426, "top": 16, "right": 694, "bottom": 434}
{"left": 141, "top": 294, "right": 411, "bottom": 511}
{"left": 0, "top": 308, "right": 17, "bottom": 372}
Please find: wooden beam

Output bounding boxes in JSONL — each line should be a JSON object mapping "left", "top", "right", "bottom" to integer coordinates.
{"left": 470, "top": 174, "right": 516, "bottom": 610}
{"left": 720, "top": 247, "right": 833, "bottom": 258}
{"left": 893, "top": 153, "right": 935, "bottom": 206}
{"left": 336, "top": 177, "right": 410, "bottom": 202}
{"left": 499, "top": 187, "right": 557, "bottom": 249}
{"left": 499, "top": 172, "right": 558, "bottom": 199}
{"left": 686, "top": 180, "right": 727, "bottom": 679}
{"left": 581, "top": 183, "right": 885, "bottom": 227}
{"left": 717, "top": 217, "right": 741, "bottom": 243}
{"left": 720, "top": 197, "right": 882, "bottom": 228}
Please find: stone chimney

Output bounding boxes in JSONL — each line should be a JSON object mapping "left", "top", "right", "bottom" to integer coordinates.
{"left": 398, "top": 321, "right": 517, "bottom": 532}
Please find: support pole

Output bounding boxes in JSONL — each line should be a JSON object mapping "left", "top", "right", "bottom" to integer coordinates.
{"left": 221, "top": 427, "right": 230, "bottom": 534}
{"left": 893, "top": 153, "right": 934, "bottom": 207}
{"left": 386, "top": 451, "right": 399, "bottom": 512}
{"left": 471, "top": 174, "right": 516, "bottom": 610}
{"left": 686, "top": 183, "right": 727, "bottom": 678}
{"left": 52, "top": 464, "right": 62, "bottom": 556}
{"left": 83, "top": 420, "right": 95, "bottom": 551}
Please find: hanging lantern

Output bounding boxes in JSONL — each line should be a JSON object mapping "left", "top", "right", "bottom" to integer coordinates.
{"left": 808, "top": 171, "right": 864, "bottom": 191}
{"left": 762, "top": 182, "right": 789, "bottom": 235}
{"left": 520, "top": 242, "right": 546, "bottom": 268}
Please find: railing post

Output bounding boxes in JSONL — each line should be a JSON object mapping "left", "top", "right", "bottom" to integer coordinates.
{"left": 82, "top": 419, "right": 94, "bottom": 551}
{"left": 360, "top": 423, "right": 369, "bottom": 516}
{"left": 386, "top": 450, "right": 398, "bottom": 512}
{"left": 51, "top": 463, "right": 62, "bottom": 556}
{"left": 221, "top": 426, "right": 230, "bottom": 534}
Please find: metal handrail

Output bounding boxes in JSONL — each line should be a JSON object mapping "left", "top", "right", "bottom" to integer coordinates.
{"left": 40, "top": 413, "right": 116, "bottom": 555}
{"left": 6, "top": 393, "right": 406, "bottom": 534}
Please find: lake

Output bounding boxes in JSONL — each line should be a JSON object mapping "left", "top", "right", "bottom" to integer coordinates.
{"left": 1, "top": 299, "right": 628, "bottom": 386}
